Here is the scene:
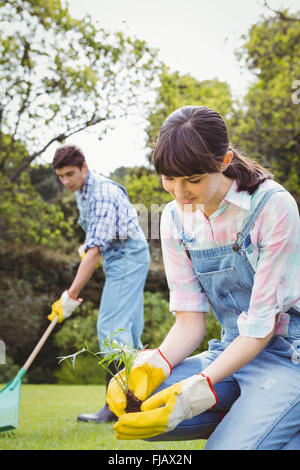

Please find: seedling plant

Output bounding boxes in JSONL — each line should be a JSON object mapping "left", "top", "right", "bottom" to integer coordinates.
{"left": 58, "top": 329, "right": 143, "bottom": 412}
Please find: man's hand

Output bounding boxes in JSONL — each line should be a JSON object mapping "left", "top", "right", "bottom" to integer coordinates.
{"left": 48, "top": 290, "right": 82, "bottom": 323}
{"left": 113, "top": 373, "right": 217, "bottom": 440}
{"left": 106, "top": 349, "right": 172, "bottom": 418}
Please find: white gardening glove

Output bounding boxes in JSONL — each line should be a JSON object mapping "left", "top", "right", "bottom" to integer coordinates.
{"left": 107, "top": 349, "right": 172, "bottom": 417}
{"left": 113, "top": 373, "right": 218, "bottom": 439}
{"left": 48, "top": 290, "right": 82, "bottom": 323}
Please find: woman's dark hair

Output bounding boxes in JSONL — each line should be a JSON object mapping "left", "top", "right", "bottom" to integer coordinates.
{"left": 52, "top": 144, "right": 86, "bottom": 169}
{"left": 153, "top": 106, "right": 273, "bottom": 195}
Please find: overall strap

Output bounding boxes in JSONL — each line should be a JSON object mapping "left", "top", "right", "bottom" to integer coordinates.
{"left": 96, "top": 173, "right": 130, "bottom": 200}
{"left": 171, "top": 205, "right": 182, "bottom": 232}
{"left": 170, "top": 205, "right": 185, "bottom": 244}
{"left": 233, "top": 187, "right": 286, "bottom": 251}
{"left": 242, "top": 188, "right": 286, "bottom": 235}
{"left": 170, "top": 205, "right": 196, "bottom": 258}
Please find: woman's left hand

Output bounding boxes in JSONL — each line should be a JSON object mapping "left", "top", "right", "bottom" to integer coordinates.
{"left": 113, "top": 373, "right": 218, "bottom": 440}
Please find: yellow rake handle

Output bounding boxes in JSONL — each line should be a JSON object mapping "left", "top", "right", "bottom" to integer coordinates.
{"left": 22, "top": 315, "right": 59, "bottom": 371}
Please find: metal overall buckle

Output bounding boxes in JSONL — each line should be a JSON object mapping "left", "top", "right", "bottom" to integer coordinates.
{"left": 232, "top": 232, "right": 244, "bottom": 252}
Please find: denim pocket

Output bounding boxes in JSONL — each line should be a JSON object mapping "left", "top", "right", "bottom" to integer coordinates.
{"left": 266, "top": 335, "right": 300, "bottom": 361}
{"left": 197, "top": 266, "right": 252, "bottom": 313}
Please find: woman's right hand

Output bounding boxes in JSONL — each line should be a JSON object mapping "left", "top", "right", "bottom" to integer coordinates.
{"left": 106, "top": 349, "right": 172, "bottom": 417}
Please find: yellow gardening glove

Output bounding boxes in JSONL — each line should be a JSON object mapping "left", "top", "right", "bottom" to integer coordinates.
{"left": 47, "top": 290, "right": 82, "bottom": 323}
{"left": 106, "top": 349, "right": 172, "bottom": 418}
{"left": 78, "top": 245, "right": 86, "bottom": 261}
{"left": 113, "top": 373, "right": 218, "bottom": 440}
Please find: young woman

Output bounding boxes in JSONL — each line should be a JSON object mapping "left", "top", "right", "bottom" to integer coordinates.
{"left": 108, "top": 106, "right": 300, "bottom": 450}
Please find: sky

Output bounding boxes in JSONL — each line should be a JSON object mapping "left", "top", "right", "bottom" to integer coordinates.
{"left": 42, "top": 0, "right": 300, "bottom": 175}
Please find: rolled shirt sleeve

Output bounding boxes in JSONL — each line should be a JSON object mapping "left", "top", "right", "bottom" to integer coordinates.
{"left": 237, "top": 191, "right": 300, "bottom": 338}
{"left": 160, "top": 204, "right": 210, "bottom": 314}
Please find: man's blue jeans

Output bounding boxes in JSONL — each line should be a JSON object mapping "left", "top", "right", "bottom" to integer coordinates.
{"left": 97, "top": 227, "right": 150, "bottom": 350}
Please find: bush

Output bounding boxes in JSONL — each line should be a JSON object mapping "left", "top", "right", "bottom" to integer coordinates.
{"left": 53, "top": 301, "right": 99, "bottom": 355}
{"left": 141, "top": 291, "right": 175, "bottom": 348}
{"left": 0, "top": 278, "right": 50, "bottom": 362}
{"left": 142, "top": 291, "right": 221, "bottom": 355}
{"left": 54, "top": 354, "right": 105, "bottom": 385}
{"left": 53, "top": 302, "right": 106, "bottom": 384}
{"left": 196, "top": 311, "right": 222, "bottom": 354}
{"left": 0, "top": 355, "right": 28, "bottom": 384}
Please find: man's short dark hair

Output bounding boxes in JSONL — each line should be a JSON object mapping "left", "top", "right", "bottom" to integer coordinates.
{"left": 52, "top": 145, "right": 86, "bottom": 169}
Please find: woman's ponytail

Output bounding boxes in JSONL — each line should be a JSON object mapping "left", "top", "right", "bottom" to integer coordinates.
{"left": 223, "top": 147, "right": 273, "bottom": 195}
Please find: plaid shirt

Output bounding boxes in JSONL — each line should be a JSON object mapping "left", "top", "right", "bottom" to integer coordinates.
{"left": 160, "top": 179, "right": 300, "bottom": 338}
{"left": 75, "top": 171, "right": 139, "bottom": 255}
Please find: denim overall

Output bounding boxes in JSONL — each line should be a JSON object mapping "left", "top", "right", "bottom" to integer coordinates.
{"left": 76, "top": 174, "right": 150, "bottom": 351}
{"left": 149, "top": 187, "right": 300, "bottom": 449}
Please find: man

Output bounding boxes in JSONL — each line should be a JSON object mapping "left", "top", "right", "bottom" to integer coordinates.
{"left": 48, "top": 144, "right": 150, "bottom": 423}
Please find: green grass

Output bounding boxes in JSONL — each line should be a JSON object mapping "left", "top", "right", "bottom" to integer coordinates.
{"left": 0, "top": 384, "right": 205, "bottom": 450}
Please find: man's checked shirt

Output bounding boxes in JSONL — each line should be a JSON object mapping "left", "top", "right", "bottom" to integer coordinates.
{"left": 75, "top": 171, "right": 139, "bottom": 255}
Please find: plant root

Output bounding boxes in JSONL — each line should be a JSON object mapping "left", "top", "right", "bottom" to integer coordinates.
{"left": 125, "top": 389, "right": 142, "bottom": 413}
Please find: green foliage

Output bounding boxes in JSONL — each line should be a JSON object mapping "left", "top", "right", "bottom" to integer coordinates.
{"left": 0, "top": 0, "right": 160, "bottom": 179}
{"left": 0, "top": 0, "right": 161, "bottom": 250}
{"left": 96, "top": 331, "right": 139, "bottom": 394}
{"left": 110, "top": 165, "right": 172, "bottom": 211}
{"left": 54, "top": 355, "right": 105, "bottom": 385}
{"left": 146, "top": 67, "right": 235, "bottom": 161}
{"left": 0, "top": 242, "right": 83, "bottom": 383}
{"left": 29, "top": 164, "right": 62, "bottom": 202}
{"left": 0, "top": 356, "right": 28, "bottom": 384}
{"left": 0, "top": 168, "right": 73, "bottom": 249}
{"left": 141, "top": 292, "right": 175, "bottom": 348}
{"left": 52, "top": 302, "right": 100, "bottom": 355}
{"left": 0, "top": 277, "right": 51, "bottom": 361}
{"left": 125, "top": 170, "right": 172, "bottom": 210}
{"left": 142, "top": 292, "right": 221, "bottom": 356}
{"left": 232, "top": 9, "right": 300, "bottom": 204}
{"left": 57, "top": 330, "right": 140, "bottom": 393}
{"left": 109, "top": 166, "right": 172, "bottom": 242}
{"left": 199, "top": 311, "right": 222, "bottom": 354}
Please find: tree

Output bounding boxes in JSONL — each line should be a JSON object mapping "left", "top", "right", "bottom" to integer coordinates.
{"left": 29, "top": 164, "right": 62, "bottom": 202}
{"left": 0, "top": 0, "right": 161, "bottom": 247}
{"left": 231, "top": 6, "right": 300, "bottom": 203}
{"left": 0, "top": 0, "right": 160, "bottom": 183}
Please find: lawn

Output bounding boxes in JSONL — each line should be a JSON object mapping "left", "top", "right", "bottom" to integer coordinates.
{"left": 0, "top": 384, "right": 206, "bottom": 450}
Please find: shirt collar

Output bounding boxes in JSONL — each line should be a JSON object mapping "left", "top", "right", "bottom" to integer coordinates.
{"left": 221, "top": 179, "right": 251, "bottom": 211}
{"left": 77, "top": 170, "right": 94, "bottom": 200}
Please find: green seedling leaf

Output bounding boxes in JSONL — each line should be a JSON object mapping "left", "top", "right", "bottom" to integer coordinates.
{"left": 57, "top": 329, "right": 145, "bottom": 394}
